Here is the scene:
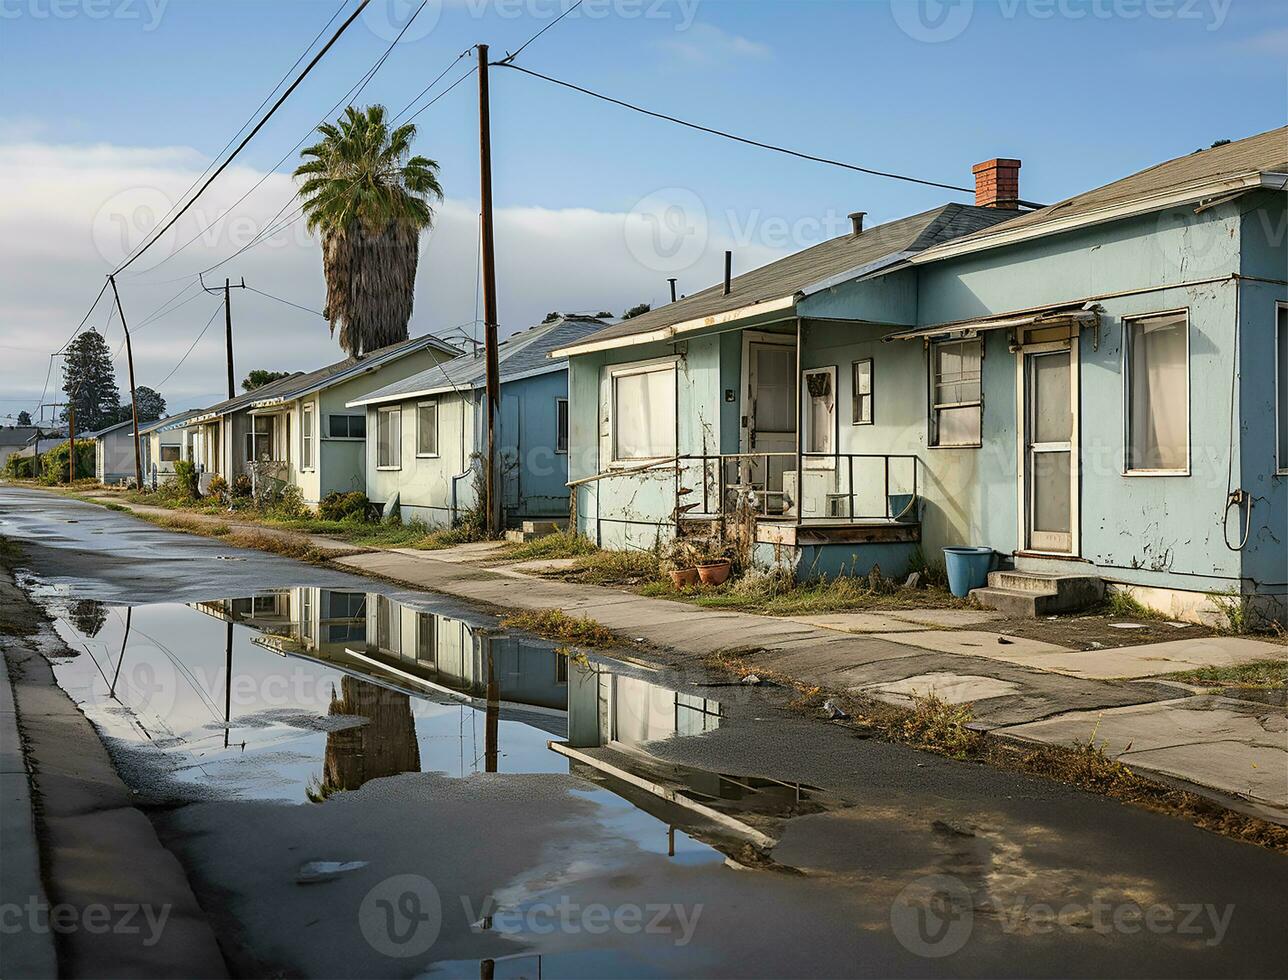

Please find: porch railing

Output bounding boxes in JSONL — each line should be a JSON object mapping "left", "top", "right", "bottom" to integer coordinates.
{"left": 672, "top": 452, "right": 920, "bottom": 526}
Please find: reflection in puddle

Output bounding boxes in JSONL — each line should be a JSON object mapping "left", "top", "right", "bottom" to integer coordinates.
{"left": 50, "top": 588, "right": 785, "bottom": 861}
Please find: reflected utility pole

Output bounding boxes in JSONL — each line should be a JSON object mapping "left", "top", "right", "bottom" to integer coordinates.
{"left": 224, "top": 621, "right": 233, "bottom": 749}
{"left": 484, "top": 648, "right": 499, "bottom": 774}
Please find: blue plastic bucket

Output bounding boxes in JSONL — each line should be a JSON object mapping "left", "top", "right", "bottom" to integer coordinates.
{"left": 943, "top": 546, "right": 995, "bottom": 597}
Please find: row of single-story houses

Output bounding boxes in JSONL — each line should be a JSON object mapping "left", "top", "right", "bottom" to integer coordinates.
{"left": 86, "top": 126, "right": 1286, "bottom": 622}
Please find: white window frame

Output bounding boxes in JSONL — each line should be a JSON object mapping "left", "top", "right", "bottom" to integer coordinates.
{"left": 929, "top": 337, "right": 983, "bottom": 449}
{"left": 301, "top": 402, "right": 315, "bottom": 471}
{"left": 555, "top": 397, "right": 569, "bottom": 454}
{"left": 801, "top": 366, "right": 838, "bottom": 460}
{"left": 1122, "top": 308, "right": 1190, "bottom": 477}
{"left": 608, "top": 356, "right": 678, "bottom": 466}
{"left": 1276, "top": 300, "right": 1287, "bottom": 476}
{"left": 416, "top": 400, "right": 439, "bottom": 458}
{"left": 159, "top": 445, "right": 181, "bottom": 463}
{"left": 376, "top": 406, "right": 402, "bottom": 470}
{"left": 246, "top": 415, "right": 273, "bottom": 463}
{"left": 851, "top": 358, "right": 873, "bottom": 426}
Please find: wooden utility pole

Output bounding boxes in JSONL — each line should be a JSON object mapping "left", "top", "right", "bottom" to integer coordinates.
{"left": 68, "top": 401, "right": 76, "bottom": 482}
{"left": 107, "top": 276, "right": 144, "bottom": 490}
{"left": 201, "top": 274, "right": 245, "bottom": 399}
{"left": 477, "top": 43, "right": 501, "bottom": 537}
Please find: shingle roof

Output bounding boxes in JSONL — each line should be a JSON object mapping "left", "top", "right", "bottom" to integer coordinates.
{"left": 81, "top": 418, "right": 134, "bottom": 439}
{"left": 246, "top": 332, "right": 462, "bottom": 406}
{"left": 917, "top": 126, "right": 1288, "bottom": 260}
{"left": 0, "top": 426, "right": 41, "bottom": 447}
{"left": 552, "top": 204, "right": 1019, "bottom": 354}
{"left": 349, "top": 316, "right": 610, "bottom": 406}
{"left": 139, "top": 409, "right": 203, "bottom": 435}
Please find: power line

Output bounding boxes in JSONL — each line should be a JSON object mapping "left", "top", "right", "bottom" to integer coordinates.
{"left": 496, "top": 0, "right": 583, "bottom": 65}
{"left": 124, "top": 0, "right": 350, "bottom": 259}
{"left": 394, "top": 46, "right": 474, "bottom": 121}
{"left": 153, "top": 300, "right": 226, "bottom": 389}
{"left": 112, "top": 0, "right": 373, "bottom": 274}
{"left": 404, "top": 65, "right": 476, "bottom": 124}
{"left": 245, "top": 285, "right": 325, "bottom": 318}
{"left": 148, "top": 0, "right": 439, "bottom": 281}
{"left": 494, "top": 63, "right": 975, "bottom": 194}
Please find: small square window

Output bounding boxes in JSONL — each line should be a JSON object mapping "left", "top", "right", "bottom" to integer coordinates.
{"left": 159, "top": 445, "right": 181, "bottom": 462}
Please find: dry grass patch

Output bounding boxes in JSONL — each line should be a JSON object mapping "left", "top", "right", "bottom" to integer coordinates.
{"left": 1166, "top": 658, "right": 1288, "bottom": 691}
{"left": 502, "top": 530, "right": 599, "bottom": 562}
{"left": 500, "top": 608, "right": 620, "bottom": 648}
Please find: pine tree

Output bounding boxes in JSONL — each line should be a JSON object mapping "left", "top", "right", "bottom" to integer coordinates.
{"left": 61, "top": 332, "right": 121, "bottom": 432}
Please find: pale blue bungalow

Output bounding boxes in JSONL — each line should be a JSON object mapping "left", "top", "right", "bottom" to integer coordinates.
{"left": 348, "top": 315, "right": 609, "bottom": 528}
{"left": 559, "top": 127, "right": 1287, "bottom": 623}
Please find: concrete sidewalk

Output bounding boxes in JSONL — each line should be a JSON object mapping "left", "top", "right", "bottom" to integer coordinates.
{"left": 59, "top": 495, "right": 1288, "bottom": 824}
{"left": 336, "top": 546, "right": 1288, "bottom": 824}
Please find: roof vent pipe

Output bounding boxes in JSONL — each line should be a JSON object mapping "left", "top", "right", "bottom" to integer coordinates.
{"left": 668, "top": 278, "right": 678, "bottom": 303}
{"left": 848, "top": 211, "right": 866, "bottom": 236}
{"left": 723, "top": 251, "right": 732, "bottom": 296}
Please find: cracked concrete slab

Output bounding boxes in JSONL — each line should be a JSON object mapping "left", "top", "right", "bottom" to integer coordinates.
{"left": 786, "top": 612, "right": 928, "bottom": 633}
{"left": 874, "top": 629, "right": 1073, "bottom": 659}
{"left": 886, "top": 609, "right": 1005, "bottom": 628}
{"left": 858, "top": 672, "right": 1024, "bottom": 706}
{"left": 954, "top": 634, "right": 1287, "bottom": 680}
{"left": 998, "top": 697, "right": 1288, "bottom": 824}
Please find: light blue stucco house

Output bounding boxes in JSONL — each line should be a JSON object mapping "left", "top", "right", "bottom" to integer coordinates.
{"left": 559, "top": 127, "right": 1287, "bottom": 623}
{"left": 349, "top": 316, "right": 609, "bottom": 528}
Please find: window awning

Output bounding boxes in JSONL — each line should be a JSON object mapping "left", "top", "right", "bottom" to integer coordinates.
{"left": 883, "top": 304, "right": 1100, "bottom": 342}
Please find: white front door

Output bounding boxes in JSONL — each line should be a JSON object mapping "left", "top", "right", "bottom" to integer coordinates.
{"left": 1023, "top": 347, "right": 1078, "bottom": 553}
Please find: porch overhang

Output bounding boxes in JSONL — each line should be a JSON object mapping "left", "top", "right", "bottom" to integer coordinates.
{"left": 882, "top": 304, "right": 1100, "bottom": 343}
{"left": 550, "top": 294, "right": 797, "bottom": 358}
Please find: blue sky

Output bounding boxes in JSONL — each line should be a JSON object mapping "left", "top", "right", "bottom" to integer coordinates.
{"left": 1, "top": 0, "right": 1283, "bottom": 417}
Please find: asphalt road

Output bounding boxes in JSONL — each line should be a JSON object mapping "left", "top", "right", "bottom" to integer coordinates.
{"left": 3, "top": 486, "right": 1287, "bottom": 979}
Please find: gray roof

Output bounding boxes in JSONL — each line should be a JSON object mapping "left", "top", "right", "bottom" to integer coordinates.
{"left": 183, "top": 370, "right": 308, "bottom": 423}
{"left": 918, "top": 125, "right": 1288, "bottom": 259}
{"left": 350, "top": 316, "right": 610, "bottom": 406}
{"left": 0, "top": 426, "right": 41, "bottom": 447}
{"left": 553, "top": 204, "right": 1019, "bottom": 354}
{"left": 81, "top": 418, "right": 135, "bottom": 439}
{"left": 247, "top": 332, "right": 462, "bottom": 406}
{"left": 140, "top": 409, "right": 203, "bottom": 435}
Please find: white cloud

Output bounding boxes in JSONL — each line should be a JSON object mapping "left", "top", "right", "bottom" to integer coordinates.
{"left": 653, "top": 22, "right": 771, "bottom": 65}
{"left": 0, "top": 139, "right": 786, "bottom": 418}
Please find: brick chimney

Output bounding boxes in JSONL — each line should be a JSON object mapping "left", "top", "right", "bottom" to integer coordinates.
{"left": 972, "top": 158, "right": 1021, "bottom": 209}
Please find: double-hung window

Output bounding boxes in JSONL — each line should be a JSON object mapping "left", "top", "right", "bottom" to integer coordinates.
{"left": 852, "top": 359, "right": 873, "bottom": 425}
{"left": 1277, "top": 303, "right": 1287, "bottom": 473}
{"left": 930, "top": 339, "right": 982, "bottom": 447}
{"left": 610, "top": 360, "right": 676, "bottom": 463}
{"left": 416, "top": 401, "right": 438, "bottom": 457}
{"left": 556, "top": 398, "right": 569, "bottom": 454}
{"left": 246, "top": 415, "right": 273, "bottom": 462}
{"left": 301, "top": 403, "right": 315, "bottom": 470}
{"left": 376, "top": 407, "right": 401, "bottom": 469}
{"left": 1125, "top": 311, "right": 1189, "bottom": 474}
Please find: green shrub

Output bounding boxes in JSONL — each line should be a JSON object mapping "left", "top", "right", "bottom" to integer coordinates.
{"left": 231, "top": 473, "right": 252, "bottom": 498}
{"left": 37, "top": 442, "right": 95, "bottom": 484}
{"left": 173, "top": 459, "right": 200, "bottom": 500}
{"left": 4, "top": 454, "right": 36, "bottom": 479}
{"left": 319, "top": 490, "right": 369, "bottom": 522}
{"left": 269, "top": 483, "right": 307, "bottom": 520}
{"left": 206, "top": 475, "right": 229, "bottom": 502}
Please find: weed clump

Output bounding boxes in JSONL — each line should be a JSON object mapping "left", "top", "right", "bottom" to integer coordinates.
{"left": 500, "top": 608, "right": 619, "bottom": 648}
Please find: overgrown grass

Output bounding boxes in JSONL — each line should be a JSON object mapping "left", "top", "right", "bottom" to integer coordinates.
{"left": 1166, "top": 658, "right": 1288, "bottom": 690}
{"left": 899, "top": 693, "right": 981, "bottom": 757}
{"left": 499, "top": 608, "right": 619, "bottom": 648}
{"left": 552, "top": 547, "right": 662, "bottom": 586}
{"left": 1102, "top": 588, "right": 1166, "bottom": 620}
{"left": 645, "top": 566, "right": 965, "bottom": 616}
{"left": 502, "top": 530, "right": 599, "bottom": 562}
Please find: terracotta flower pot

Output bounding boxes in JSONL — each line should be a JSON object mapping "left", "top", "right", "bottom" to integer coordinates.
{"left": 669, "top": 567, "right": 699, "bottom": 588}
{"left": 697, "top": 559, "right": 732, "bottom": 585}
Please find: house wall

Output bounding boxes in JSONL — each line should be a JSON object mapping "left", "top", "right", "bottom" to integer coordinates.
{"left": 364, "top": 390, "right": 476, "bottom": 527}
{"left": 364, "top": 369, "right": 573, "bottom": 527}
{"left": 96, "top": 429, "right": 136, "bottom": 484}
{"left": 568, "top": 330, "right": 728, "bottom": 549}
{"left": 796, "top": 197, "right": 1283, "bottom": 611}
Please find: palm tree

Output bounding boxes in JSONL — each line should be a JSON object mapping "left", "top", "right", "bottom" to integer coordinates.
{"left": 294, "top": 105, "right": 443, "bottom": 357}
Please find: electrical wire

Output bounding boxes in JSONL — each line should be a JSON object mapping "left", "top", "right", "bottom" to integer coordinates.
{"left": 246, "top": 285, "right": 325, "bottom": 317}
{"left": 153, "top": 300, "right": 226, "bottom": 390}
{"left": 121, "top": 0, "right": 350, "bottom": 265}
{"left": 403, "top": 65, "right": 476, "bottom": 125}
{"left": 112, "top": 0, "right": 374, "bottom": 274}
{"left": 496, "top": 0, "right": 582, "bottom": 65}
{"left": 494, "top": 63, "right": 976, "bottom": 193}
{"left": 394, "top": 47, "right": 475, "bottom": 121}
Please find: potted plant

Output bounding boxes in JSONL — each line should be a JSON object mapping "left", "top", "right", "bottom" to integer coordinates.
{"left": 694, "top": 540, "right": 734, "bottom": 586}
{"left": 661, "top": 539, "right": 700, "bottom": 588}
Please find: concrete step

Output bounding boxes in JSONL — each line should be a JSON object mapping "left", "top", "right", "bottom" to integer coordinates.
{"left": 971, "top": 570, "right": 1103, "bottom": 617}
{"left": 520, "top": 519, "right": 566, "bottom": 534}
